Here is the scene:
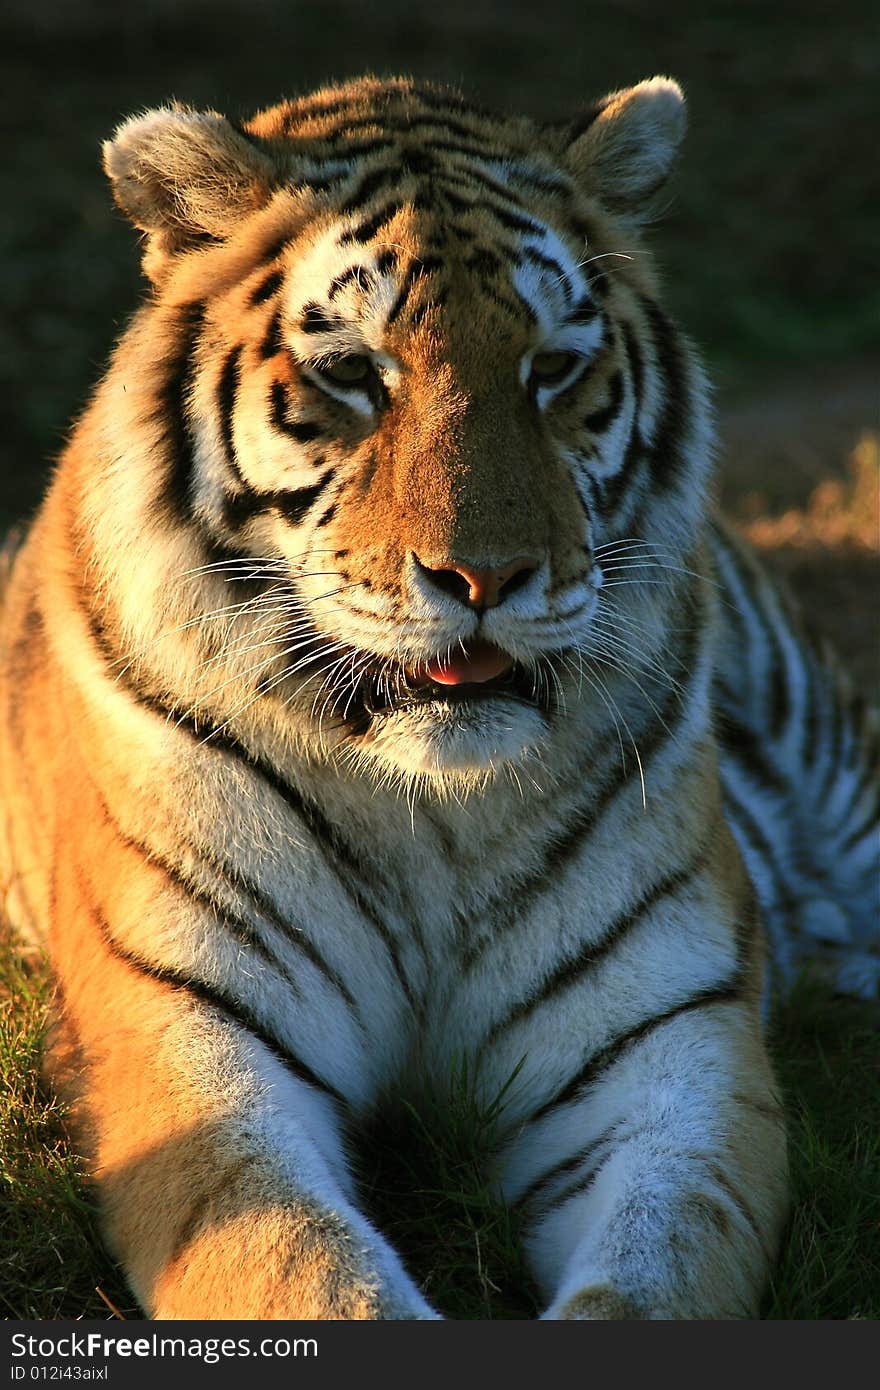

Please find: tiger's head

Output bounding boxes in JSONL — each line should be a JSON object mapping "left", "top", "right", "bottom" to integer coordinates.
{"left": 97, "top": 77, "right": 711, "bottom": 790}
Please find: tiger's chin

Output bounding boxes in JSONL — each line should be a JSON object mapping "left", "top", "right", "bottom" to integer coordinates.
{"left": 351, "top": 694, "right": 550, "bottom": 788}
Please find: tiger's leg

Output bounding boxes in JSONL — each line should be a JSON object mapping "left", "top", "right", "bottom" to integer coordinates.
{"left": 499, "top": 1005, "right": 788, "bottom": 1320}
{"left": 50, "top": 943, "right": 436, "bottom": 1320}
{"left": 48, "top": 854, "right": 436, "bottom": 1321}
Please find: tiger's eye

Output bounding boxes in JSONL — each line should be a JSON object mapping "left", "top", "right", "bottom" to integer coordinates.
{"left": 530, "top": 351, "right": 578, "bottom": 383}
{"left": 322, "top": 355, "right": 374, "bottom": 385}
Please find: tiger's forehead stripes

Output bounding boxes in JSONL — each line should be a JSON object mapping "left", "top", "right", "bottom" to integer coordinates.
{"left": 283, "top": 227, "right": 438, "bottom": 364}
{"left": 272, "top": 180, "right": 606, "bottom": 380}
{"left": 248, "top": 80, "right": 530, "bottom": 156}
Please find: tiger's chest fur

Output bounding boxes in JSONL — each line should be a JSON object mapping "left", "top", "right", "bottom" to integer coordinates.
{"left": 0, "top": 74, "right": 874, "bottom": 1321}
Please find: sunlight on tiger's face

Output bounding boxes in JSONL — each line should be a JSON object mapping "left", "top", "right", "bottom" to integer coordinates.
{"left": 106, "top": 77, "right": 698, "bottom": 786}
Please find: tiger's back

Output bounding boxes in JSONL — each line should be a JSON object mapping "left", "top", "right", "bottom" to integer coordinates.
{"left": 0, "top": 74, "right": 874, "bottom": 1320}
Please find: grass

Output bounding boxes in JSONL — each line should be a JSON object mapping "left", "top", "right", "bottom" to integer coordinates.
{"left": 3, "top": 927, "right": 878, "bottom": 1321}
{"left": 763, "top": 986, "right": 880, "bottom": 1320}
{"left": 0, "top": 939, "right": 135, "bottom": 1320}
{"left": 359, "top": 1058, "right": 539, "bottom": 1320}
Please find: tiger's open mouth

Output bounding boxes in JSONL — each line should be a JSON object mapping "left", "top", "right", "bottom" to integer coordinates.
{"left": 274, "top": 628, "right": 562, "bottom": 733}
{"left": 348, "top": 639, "right": 556, "bottom": 725}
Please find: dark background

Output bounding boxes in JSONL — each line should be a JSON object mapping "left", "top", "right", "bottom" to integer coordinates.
{"left": 2, "top": 0, "right": 878, "bottom": 681}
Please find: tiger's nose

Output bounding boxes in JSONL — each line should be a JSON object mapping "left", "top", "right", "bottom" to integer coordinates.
{"left": 414, "top": 554, "right": 539, "bottom": 609}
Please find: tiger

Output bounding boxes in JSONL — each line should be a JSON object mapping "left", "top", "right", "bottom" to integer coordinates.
{"left": 1, "top": 73, "right": 877, "bottom": 1321}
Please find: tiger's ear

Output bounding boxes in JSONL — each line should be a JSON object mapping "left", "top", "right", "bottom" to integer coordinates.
{"left": 564, "top": 78, "right": 685, "bottom": 212}
{"left": 103, "top": 106, "right": 276, "bottom": 276}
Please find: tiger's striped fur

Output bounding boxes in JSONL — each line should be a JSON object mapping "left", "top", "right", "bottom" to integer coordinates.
{"left": 0, "top": 75, "right": 875, "bottom": 1320}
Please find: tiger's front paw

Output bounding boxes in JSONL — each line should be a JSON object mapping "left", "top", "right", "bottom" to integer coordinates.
{"left": 149, "top": 1207, "right": 440, "bottom": 1320}
{"left": 543, "top": 1285, "right": 648, "bottom": 1320}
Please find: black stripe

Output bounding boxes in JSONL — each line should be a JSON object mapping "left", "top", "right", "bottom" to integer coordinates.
{"left": 482, "top": 283, "right": 534, "bottom": 323}
{"left": 217, "top": 346, "right": 242, "bottom": 473}
{"left": 303, "top": 110, "right": 461, "bottom": 142}
{"left": 158, "top": 301, "right": 206, "bottom": 524}
{"left": 76, "top": 567, "right": 419, "bottom": 1013}
{"left": 638, "top": 294, "right": 690, "bottom": 492}
{"left": 445, "top": 222, "right": 477, "bottom": 246}
{"left": 112, "top": 784, "right": 366, "bottom": 1019}
{"left": 817, "top": 678, "right": 850, "bottom": 800}
{"left": 799, "top": 648, "right": 822, "bottom": 772}
{"left": 566, "top": 297, "right": 600, "bottom": 326}
{"left": 848, "top": 740, "right": 879, "bottom": 822}
{"left": 320, "top": 137, "right": 397, "bottom": 161}
{"left": 583, "top": 256, "right": 610, "bottom": 297}
{"left": 420, "top": 138, "right": 511, "bottom": 168}
{"left": 253, "top": 228, "right": 298, "bottom": 267}
{"left": 270, "top": 382, "right": 323, "bottom": 441}
{"left": 584, "top": 371, "right": 624, "bottom": 433}
{"left": 386, "top": 255, "right": 443, "bottom": 325}
{"left": 339, "top": 165, "right": 402, "bottom": 214}
{"left": 480, "top": 201, "right": 543, "bottom": 237}
{"left": 399, "top": 148, "right": 436, "bottom": 176}
{"left": 186, "top": 706, "right": 414, "bottom": 1006}
{"left": 80, "top": 872, "right": 346, "bottom": 1108}
{"left": 837, "top": 795, "right": 880, "bottom": 855}
{"left": 100, "top": 917, "right": 347, "bottom": 1107}
{"left": 620, "top": 320, "right": 645, "bottom": 403}
{"left": 719, "top": 775, "right": 796, "bottom": 919}
{"left": 708, "top": 1163, "right": 770, "bottom": 1259}
{"left": 529, "top": 977, "right": 743, "bottom": 1125}
{"left": 591, "top": 327, "right": 646, "bottom": 519}
{"left": 374, "top": 248, "right": 399, "bottom": 275}
{"left": 466, "top": 246, "right": 503, "bottom": 278}
{"left": 275, "top": 477, "right": 333, "bottom": 525}
{"left": 594, "top": 430, "right": 646, "bottom": 523}
{"left": 429, "top": 154, "right": 526, "bottom": 203}
{"left": 340, "top": 201, "right": 403, "bottom": 245}
{"left": 300, "top": 302, "right": 337, "bottom": 334}
{"left": 465, "top": 589, "right": 703, "bottom": 972}
{"left": 531, "top": 1156, "right": 604, "bottom": 1217}
{"left": 250, "top": 268, "right": 285, "bottom": 306}
{"left": 259, "top": 309, "right": 284, "bottom": 360}
{"left": 94, "top": 791, "right": 310, "bottom": 998}
{"left": 483, "top": 844, "right": 711, "bottom": 1049}
{"left": 513, "top": 1125, "right": 616, "bottom": 1214}
{"left": 713, "top": 535, "right": 789, "bottom": 741}
{"left": 388, "top": 111, "right": 485, "bottom": 141}
{"left": 409, "top": 291, "right": 447, "bottom": 328}
{"left": 404, "top": 89, "right": 495, "bottom": 121}
{"left": 223, "top": 474, "right": 332, "bottom": 529}
{"left": 522, "top": 245, "right": 567, "bottom": 285}
{"left": 767, "top": 644, "right": 791, "bottom": 740}
{"left": 327, "top": 264, "right": 370, "bottom": 300}
{"left": 505, "top": 165, "right": 570, "bottom": 198}
{"left": 221, "top": 489, "right": 259, "bottom": 530}
{"left": 197, "top": 845, "right": 363, "bottom": 1015}
{"left": 717, "top": 711, "right": 788, "bottom": 800}
{"left": 437, "top": 186, "right": 471, "bottom": 216}
{"left": 221, "top": 860, "right": 362, "bottom": 1016}
{"left": 732, "top": 553, "right": 791, "bottom": 746}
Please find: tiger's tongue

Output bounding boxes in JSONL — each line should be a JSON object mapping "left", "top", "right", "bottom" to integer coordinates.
{"left": 424, "top": 641, "right": 513, "bottom": 687}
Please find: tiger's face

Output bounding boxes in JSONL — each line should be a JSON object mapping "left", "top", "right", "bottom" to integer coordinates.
{"left": 103, "top": 78, "right": 709, "bottom": 786}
